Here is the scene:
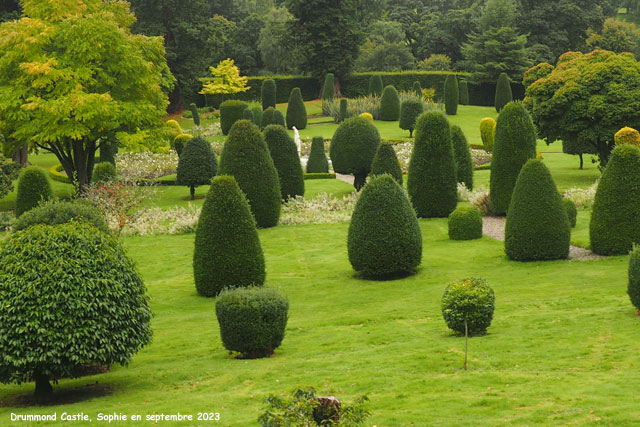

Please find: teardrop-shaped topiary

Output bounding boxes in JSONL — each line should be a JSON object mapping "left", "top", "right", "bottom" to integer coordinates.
{"left": 505, "top": 159, "right": 570, "bottom": 261}
{"left": 444, "top": 74, "right": 459, "bottom": 115}
{"left": 459, "top": 80, "right": 469, "bottom": 105}
{"left": 261, "top": 79, "right": 277, "bottom": 110}
{"left": 348, "top": 174, "right": 422, "bottom": 278}
{"left": 219, "top": 120, "right": 281, "bottom": 228}
{"left": 264, "top": 125, "right": 304, "bottom": 201}
{"left": 451, "top": 125, "right": 473, "bottom": 190}
{"left": 273, "top": 109, "right": 285, "bottom": 127}
{"left": 286, "top": 87, "right": 307, "bottom": 130}
{"left": 261, "top": 107, "right": 276, "bottom": 129}
{"left": 489, "top": 102, "right": 537, "bottom": 215}
{"left": 193, "top": 175, "right": 265, "bottom": 297}
{"left": 15, "top": 166, "right": 53, "bottom": 217}
{"left": 480, "top": 117, "right": 496, "bottom": 152}
{"left": 250, "top": 105, "right": 263, "bottom": 127}
{"left": 176, "top": 136, "right": 217, "bottom": 200}
{"left": 370, "top": 141, "right": 403, "bottom": 185}
{"left": 322, "top": 73, "right": 335, "bottom": 101}
{"left": 306, "top": 137, "right": 329, "bottom": 173}
{"left": 562, "top": 198, "right": 577, "bottom": 228}
{"left": 495, "top": 73, "right": 513, "bottom": 112}
{"left": 399, "top": 99, "right": 424, "bottom": 137}
{"left": 380, "top": 85, "right": 400, "bottom": 121}
{"left": 369, "top": 74, "right": 383, "bottom": 96}
{"left": 590, "top": 144, "right": 640, "bottom": 255}
{"left": 220, "top": 100, "right": 249, "bottom": 135}
{"left": 407, "top": 111, "right": 458, "bottom": 218}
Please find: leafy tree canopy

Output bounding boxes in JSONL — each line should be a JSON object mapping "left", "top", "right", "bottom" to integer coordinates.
{"left": 200, "top": 58, "right": 250, "bottom": 95}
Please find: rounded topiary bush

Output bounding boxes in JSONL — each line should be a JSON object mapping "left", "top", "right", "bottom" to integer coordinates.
{"left": 380, "top": 85, "right": 400, "bottom": 121}
{"left": 193, "top": 176, "right": 265, "bottom": 297}
{"left": 190, "top": 102, "right": 200, "bottom": 127}
{"left": 322, "top": 73, "right": 335, "bottom": 101}
{"left": 399, "top": 99, "right": 423, "bottom": 137}
{"left": 329, "top": 116, "right": 381, "bottom": 190}
{"left": 215, "top": 286, "right": 288, "bottom": 359}
{"left": 273, "top": 109, "right": 285, "bottom": 127}
{"left": 480, "top": 118, "right": 496, "bottom": 152}
{"left": 505, "top": 159, "right": 570, "bottom": 261}
{"left": 306, "top": 137, "right": 329, "bottom": 174}
{"left": 263, "top": 125, "right": 304, "bottom": 201}
{"left": 451, "top": 125, "right": 473, "bottom": 190}
{"left": 12, "top": 199, "right": 109, "bottom": 234}
{"left": 93, "top": 162, "right": 116, "bottom": 183}
{"left": 220, "top": 100, "right": 249, "bottom": 135}
{"left": 219, "top": 120, "right": 281, "bottom": 228}
{"left": 348, "top": 175, "right": 422, "bottom": 278}
{"left": 286, "top": 87, "right": 307, "bottom": 130}
{"left": 261, "top": 79, "right": 277, "bottom": 110}
{"left": 590, "top": 144, "right": 640, "bottom": 255}
{"left": 261, "top": 107, "right": 276, "bottom": 129}
{"left": 628, "top": 246, "right": 640, "bottom": 312}
{"left": 250, "top": 105, "right": 263, "bottom": 127}
{"left": 614, "top": 126, "right": 640, "bottom": 147}
{"left": 407, "top": 111, "right": 458, "bottom": 218}
{"left": 563, "top": 198, "right": 577, "bottom": 228}
{"left": 441, "top": 277, "right": 495, "bottom": 336}
{"left": 370, "top": 141, "right": 403, "bottom": 185}
{"left": 459, "top": 80, "right": 469, "bottom": 105}
{"left": 15, "top": 166, "right": 53, "bottom": 217}
{"left": 0, "top": 221, "right": 152, "bottom": 399}
{"left": 448, "top": 207, "right": 482, "bottom": 240}
{"left": 360, "top": 112, "right": 373, "bottom": 121}
{"left": 243, "top": 108, "right": 254, "bottom": 122}
{"left": 173, "top": 133, "right": 192, "bottom": 156}
{"left": 176, "top": 136, "right": 217, "bottom": 200}
{"left": 369, "top": 74, "right": 383, "bottom": 96}
{"left": 444, "top": 74, "right": 459, "bottom": 115}
{"left": 495, "top": 73, "right": 513, "bottom": 112}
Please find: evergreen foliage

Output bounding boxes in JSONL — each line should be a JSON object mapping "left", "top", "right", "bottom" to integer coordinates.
{"left": 176, "top": 136, "right": 217, "bottom": 200}
{"left": 399, "top": 99, "right": 424, "bottom": 137}
{"left": 369, "top": 74, "right": 383, "bottom": 96}
{"left": 261, "top": 107, "right": 276, "bottom": 128}
{"left": 370, "top": 142, "right": 403, "bottom": 185}
{"left": 243, "top": 108, "right": 254, "bottom": 122}
{"left": 306, "top": 137, "right": 329, "bottom": 173}
{"left": 99, "top": 141, "right": 118, "bottom": 166}
{"left": 495, "top": 73, "right": 513, "bottom": 112}
{"left": 451, "top": 125, "right": 473, "bottom": 190}
{"left": 263, "top": 125, "right": 305, "bottom": 201}
{"left": 220, "top": 100, "right": 249, "bottom": 135}
{"left": 273, "top": 109, "right": 285, "bottom": 126}
{"left": 173, "top": 134, "right": 192, "bottom": 156}
{"left": 250, "top": 105, "right": 263, "bottom": 127}
{"left": 441, "top": 278, "right": 495, "bottom": 336}
{"left": 189, "top": 102, "right": 200, "bottom": 127}
{"left": 339, "top": 99, "right": 349, "bottom": 122}
{"left": 285, "top": 88, "right": 307, "bottom": 130}
{"left": 15, "top": 166, "right": 53, "bottom": 217}
{"left": 261, "top": 79, "right": 277, "bottom": 110}
{"left": 444, "top": 74, "right": 459, "bottom": 115}
{"left": 448, "top": 207, "right": 483, "bottom": 240}
{"left": 628, "top": 246, "right": 640, "bottom": 312}
{"left": 379, "top": 85, "right": 400, "bottom": 121}
{"left": 480, "top": 118, "right": 497, "bottom": 152}
{"left": 413, "top": 81, "right": 422, "bottom": 97}
{"left": 12, "top": 199, "right": 109, "bottom": 234}
{"left": 562, "top": 199, "right": 577, "bottom": 228}
{"left": 459, "top": 80, "right": 469, "bottom": 105}
{"left": 92, "top": 162, "right": 116, "bottom": 183}
{"left": 322, "top": 73, "right": 335, "bottom": 100}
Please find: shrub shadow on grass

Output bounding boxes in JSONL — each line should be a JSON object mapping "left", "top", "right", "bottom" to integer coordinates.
{"left": 352, "top": 268, "right": 419, "bottom": 282}
{"left": 0, "top": 382, "right": 115, "bottom": 408}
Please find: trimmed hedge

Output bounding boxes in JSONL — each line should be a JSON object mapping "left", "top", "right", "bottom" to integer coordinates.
{"left": 444, "top": 74, "right": 459, "bottom": 115}
{"left": 193, "top": 175, "right": 265, "bottom": 297}
{"left": 306, "top": 136, "right": 329, "bottom": 174}
{"left": 176, "top": 136, "right": 217, "bottom": 200}
{"left": 407, "top": 111, "right": 458, "bottom": 218}
{"left": 261, "top": 79, "right": 277, "bottom": 110}
{"left": 12, "top": 199, "right": 109, "bottom": 234}
{"left": 190, "top": 102, "right": 200, "bottom": 126}
{"left": 204, "top": 76, "right": 318, "bottom": 108}
{"left": 505, "top": 159, "right": 570, "bottom": 261}
{"left": 15, "top": 166, "right": 53, "bottom": 217}
{"left": 628, "top": 246, "right": 640, "bottom": 311}
{"left": 441, "top": 277, "right": 495, "bottom": 336}
{"left": 563, "top": 198, "right": 577, "bottom": 228}
{"left": 322, "top": 73, "right": 335, "bottom": 100}
{"left": 399, "top": 99, "right": 423, "bottom": 137}
{"left": 348, "top": 174, "right": 422, "bottom": 278}
{"left": 49, "top": 164, "right": 70, "bottom": 184}
{"left": 242, "top": 108, "right": 254, "bottom": 122}
{"left": 480, "top": 118, "right": 496, "bottom": 152}
{"left": 448, "top": 207, "right": 482, "bottom": 240}
{"left": 304, "top": 172, "right": 336, "bottom": 180}
{"left": 273, "top": 109, "right": 285, "bottom": 127}
{"left": 369, "top": 74, "right": 383, "bottom": 96}
{"left": 220, "top": 100, "right": 249, "bottom": 135}
{"left": 451, "top": 125, "right": 473, "bottom": 190}
{"left": 286, "top": 88, "right": 307, "bottom": 130}
{"left": 459, "top": 80, "right": 469, "bottom": 105}
{"left": 380, "top": 85, "right": 400, "bottom": 121}
{"left": 495, "top": 72, "right": 513, "bottom": 112}
{"left": 261, "top": 107, "right": 276, "bottom": 128}
{"left": 370, "top": 141, "right": 403, "bottom": 185}
{"left": 263, "top": 125, "right": 305, "bottom": 201}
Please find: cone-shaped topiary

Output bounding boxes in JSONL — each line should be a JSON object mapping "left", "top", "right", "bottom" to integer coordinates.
{"left": 480, "top": 118, "right": 496, "bottom": 152}
{"left": 451, "top": 125, "right": 473, "bottom": 190}
{"left": 243, "top": 108, "right": 254, "bottom": 122}
{"left": 261, "top": 107, "right": 276, "bottom": 128}
{"left": 628, "top": 246, "right": 640, "bottom": 311}
{"left": 176, "top": 136, "right": 217, "bottom": 200}
{"left": 261, "top": 79, "right": 276, "bottom": 110}
{"left": 264, "top": 125, "right": 304, "bottom": 201}
{"left": 459, "top": 80, "right": 469, "bottom": 105}
{"left": 407, "top": 111, "right": 458, "bottom": 218}
{"left": 194, "top": 175, "right": 265, "bottom": 297}
{"left": 370, "top": 141, "right": 403, "bottom": 185}
{"left": 489, "top": 102, "right": 537, "bottom": 215}
{"left": 444, "top": 74, "right": 459, "bottom": 115}
{"left": 15, "top": 166, "right": 53, "bottom": 217}
{"left": 322, "top": 73, "right": 335, "bottom": 101}
{"left": 448, "top": 207, "right": 482, "bottom": 240}
{"left": 306, "top": 137, "right": 329, "bottom": 173}
{"left": 99, "top": 141, "right": 118, "bottom": 165}
{"left": 273, "top": 109, "right": 285, "bottom": 126}
{"left": 495, "top": 73, "right": 513, "bottom": 112}
{"left": 190, "top": 102, "right": 200, "bottom": 127}
{"left": 329, "top": 116, "right": 381, "bottom": 190}
{"left": 348, "top": 174, "right": 422, "bottom": 278}
{"left": 286, "top": 88, "right": 307, "bottom": 130}
{"left": 250, "top": 105, "right": 263, "bottom": 127}
{"left": 219, "top": 120, "right": 281, "bottom": 228}
{"left": 92, "top": 162, "right": 116, "bottom": 183}
{"left": 399, "top": 99, "right": 423, "bottom": 137}
{"left": 220, "top": 100, "right": 249, "bottom": 135}
{"left": 369, "top": 74, "right": 383, "bottom": 96}
{"left": 413, "top": 81, "right": 422, "bottom": 97}
{"left": 562, "top": 198, "right": 577, "bottom": 228}
{"left": 339, "top": 99, "right": 348, "bottom": 122}
{"left": 380, "top": 85, "right": 400, "bottom": 121}
{"left": 590, "top": 144, "right": 640, "bottom": 255}
{"left": 505, "top": 159, "right": 570, "bottom": 261}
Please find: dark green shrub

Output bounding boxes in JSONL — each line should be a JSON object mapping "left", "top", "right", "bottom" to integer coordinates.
{"left": 0, "top": 221, "right": 152, "bottom": 399}
{"left": 273, "top": 109, "right": 285, "bottom": 126}
{"left": 215, "top": 286, "right": 288, "bottom": 358}
{"left": 369, "top": 74, "right": 383, "bottom": 96}
{"left": 193, "top": 176, "right": 265, "bottom": 297}
{"left": 219, "top": 120, "right": 281, "bottom": 228}
{"left": 322, "top": 73, "right": 335, "bottom": 101}
{"left": 370, "top": 142, "right": 403, "bottom": 185}
{"left": 563, "top": 199, "right": 577, "bottom": 228}
{"left": 176, "top": 136, "right": 217, "bottom": 200}
{"left": 380, "top": 85, "right": 400, "bottom": 121}
{"left": 339, "top": 98, "right": 349, "bottom": 122}
{"left": 250, "top": 105, "right": 263, "bottom": 127}
{"left": 495, "top": 73, "right": 513, "bottom": 112}
{"left": 261, "top": 107, "right": 276, "bottom": 128}
{"left": 399, "top": 99, "right": 423, "bottom": 137}
{"left": 489, "top": 102, "right": 537, "bottom": 215}
{"left": 286, "top": 87, "right": 307, "bottom": 130}
{"left": 12, "top": 199, "right": 109, "bottom": 234}
{"left": 99, "top": 141, "right": 118, "bottom": 165}
{"left": 590, "top": 145, "right": 640, "bottom": 255}
{"left": 448, "top": 207, "right": 482, "bottom": 240}
{"left": 505, "top": 159, "right": 570, "bottom": 261}
{"left": 306, "top": 137, "right": 329, "bottom": 173}
{"left": 92, "top": 162, "right": 116, "bottom": 183}
{"left": 451, "top": 125, "right": 473, "bottom": 190}
{"left": 407, "top": 111, "right": 458, "bottom": 218}
{"left": 444, "top": 74, "right": 459, "bottom": 115}
{"left": 329, "top": 116, "right": 381, "bottom": 190}
{"left": 15, "top": 166, "right": 53, "bottom": 217}
{"left": 220, "top": 100, "right": 249, "bottom": 135}
{"left": 189, "top": 102, "right": 200, "bottom": 126}
{"left": 628, "top": 246, "right": 640, "bottom": 311}
{"left": 173, "top": 133, "right": 192, "bottom": 156}
{"left": 264, "top": 125, "right": 305, "bottom": 201}
{"left": 261, "top": 79, "right": 277, "bottom": 110}
{"left": 348, "top": 175, "right": 422, "bottom": 278}
{"left": 441, "top": 277, "right": 495, "bottom": 336}
{"left": 413, "top": 80, "right": 422, "bottom": 97}
{"left": 459, "top": 80, "right": 469, "bottom": 105}
{"left": 242, "top": 108, "right": 254, "bottom": 122}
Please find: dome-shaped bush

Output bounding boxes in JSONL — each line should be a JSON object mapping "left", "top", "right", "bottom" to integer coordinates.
{"left": 329, "top": 116, "right": 381, "bottom": 189}
{"left": 261, "top": 107, "right": 276, "bottom": 129}
{"left": 261, "top": 79, "right": 277, "bottom": 110}
{"left": 562, "top": 198, "right": 577, "bottom": 228}
{"left": 176, "top": 136, "right": 217, "bottom": 200}
{"left": 448, "top": 207, "right": 482, "bottom": 240}
{"left": 360, "top": 112, "right": 373, "bottom": 121}
{"left": 264, "top": 125, "right": 304, "bottom": 201}
{"left": 322, "top": 73, "right": 335, "bottom": 101}
{"left": 243, "top": 108, "right": 254, "bottom": 122}
{"left": 441, "top": 277, "right": 495, "bottom": 336}
{"left": 215, "top": 286, "right": 288, "bottom": 358}
{"left": 370, "top": 142, "right": 403, "bottom": 185}
{"left": 369, "top": 75, "right": 383, "bottom": 96}
{"left": 614, "top": 126, "right": 640, "bottom": 147}
{"left": 15, "top": 166, "right": 53, "bottom": 217}
{"left": 380, "top": 85, "right": 400, "bottom": 121}
{"left": 286, "top": 88, "right": 307, "bottom": 130}
{"left": 444, "top": 74, "right": 459, "bottom": 115}
{"left": 306, "top": 137, "right": 329, "bottom": 173}
{"left": 12, "top": 199, "right": 109, "bottom": 234}
{"left": 628, "top": 246, "right": 640, "bottom": 311}
{"left": 480, "top": 118, "right": 496, "bottom": 152}
{"left": 194, "top": 176, "right": 265, "bottom": 297}
{"left": 505, "top": 159, "right": 570, "bottom": 261}
{"left": 273, "top": 109, "right": 285, "bottom": 127}
{"left": 250, "top": 105, "right": 263, "bottom": 127}
{"left": 348, "top": 175, "right": 422, "bottom": 278}
{"left": 219, "top": 120, "right": 281, "bottom": 228}
{"left": 173, "top": 133, "right": 192, "bottom": 156}
{"left": 407, "top": 111, "right": 458, "bottom": 218}
{"left": 220, "top": 100, "right": 249, "bottom": 135}
{"left": 93, "top": 162, "right": 116, "bottom": 183}
{"left": 399, "top": 99, "right": 423, "bottom": 137}
{"left": 451, "top": 125, "right": 473, "bottom": 190}
{"left": 495, "top": 73, "right": 513, "bottom": 112}
{"left": 459, "top": 80, "right": 469, "bottom": 105}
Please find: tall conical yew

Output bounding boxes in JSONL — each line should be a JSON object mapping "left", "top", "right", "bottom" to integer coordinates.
{"left": 218, "top": 120, "right": 281, "bottom": 228}
{"left": 380, "top": 85, "right": 400, "bottom": 121}
{"left": 263, "top": 125, "right": 304, "bottom": 201}
{"left": 306, "top": 137, "right": 329, "bottom": 173}
{"left": 370, "top": 141, "right": 403, "bottom": 185}
{"left": 322, "top": 73, "right": 335, "bottom": 101}
{"left": 193, "top": 175, "right": 265, "bottom": 297}
{"left": 495, "top": 73, "right": 512, "bottom": 112}
{"left": 459, "top": 80, "right": 469, "bottom": 105}
{"left": 451, "top": 125, "right": 473, "bottom": 190}
{"left": 176, "top": 136, "right": 217, "bottom": 200}
{"left": 286, "top": 88, "right": 307, "bottom": 130}
{"left": 261, "top": 79, "right": 276, "bottom": 110}
{"left": 369, "top": 75, "right": 383, "bottom": 96}
{"left": 444, "top": 74, "right": 459, "bottom": 115}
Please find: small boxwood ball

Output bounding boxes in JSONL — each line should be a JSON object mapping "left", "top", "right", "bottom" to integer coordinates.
{"left": 441, "top": 277, "right": 495, "bottom": 336}
{"left": 448, "top": 207, "right": 483, "bottom": 240}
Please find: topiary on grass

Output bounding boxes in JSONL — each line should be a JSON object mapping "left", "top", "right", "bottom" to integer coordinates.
{"left": 399, "top": 99, "right": 424, "bottom": 137}
{"left": 444, "top": 74, "right": 459, "bottom": 115}
{"left": 360, "top": 112, "right": 373, "bottom": 121}
{"left": 628, "top": 246, "right": 640, "bottom": 312}
{"left": 189, "top": 102, "right": 200, "bottom": 126}
{"left": 176, "top": 136, "right": 217, "bottom": 200}
{"left": 339, "top": 98, "right": 349, "bottom": 122}
{"left": 448, "top": 207, "right": 482, "bottom": 241}
{"left": 380, "top": 85, "right": 400, "bottom": 121}
{"left": 495, "top": 72, "right": 513, "bottom": 112}
{"left": 451, "top": 125, "right": 473, "bottom": 190}
{"left": 369, "top": 74, "right": 383, "bottom": 96}
{"left": 480, "top": 118, "right": 496, "bottom": 152}
{"left": 306, "top": 137, "right": 329, "bottom": 173}
{"left": 614, "top": 126, "right": 640, "bottom": 148}
{"left": 261, "top": 79, "right": 277, "bottom": 110}
{"left": 413, "top": 80, "right": 422, "bottom": 97}
{"left": 459, "top": 80, "right": 469, "bottom": 105}
{"left": 0, "top": 221, "right": 152, "bottom": 400}
{"left": 194, "top": 176, "right": 265, "bottom": 297}
{"left": 329, "top": 116, "right": 381, "bottom": 190}
{"left": 99, "top": 140, "right": 118, "bottom": 165}
{"left": 250, "top": 105, "right": 263, "bottom": 127}
{"left": 173, "top": 133, "right": 192, "bottom": 156}
{"left": 407, "top": 111, "right": 458, "bottom": 218}
{"left": 489, "top": 102, "right": 537, "bottom": 215}
{"left": 243, "top": 108, "right": 254, "bottom": 122}
{"left": 220, "top": 100, "right": 249, "bottom": 135}
{"left": 12, "top": 199, "right": 109, "bottom": 234}
{"left": 263, "top": 125, "right": 305, "bottom": 201}
{"left": 286, "top": 88, "right": 307, "bottom": 130}
{"left": 215, "top": 286, "right": 288, "bottom": 358}
{"left": 563, "top": 198, "right": 577, "bottom": 228}
{"left": 370, "top": 142, "right": 403, "bottom": 185}
{"left": 261, "top": 107, "right": 276, "bottom": 128}
{"left": 348, "top": 175, "right": 422, "bottom": 278}
{"left": 441, "top": 277, "right": 495, "bottom": 336}
{"left": 92, "top": 162, "right": 116, "bottom": 183}
{"left": 273, "top": 109, "right": 285, "bottom": 127}
{"left": 219, "top": 120, "right": 281, "bottom": 228}
{"left": 15, "top": 166, "right": 53, "bottom": 217}
{"left": 322, "top": 73, "right": 335, "bottom": 101}
{"left": 590, "top": 144, "right": 640, "bottom": 255}
{"left": 505, "top": 159, "right": 570, "bottom": 261}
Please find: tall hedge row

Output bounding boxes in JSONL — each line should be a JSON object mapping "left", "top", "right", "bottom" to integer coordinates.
{"left": 263, "top": 125, "right": 304, "bottom": 201}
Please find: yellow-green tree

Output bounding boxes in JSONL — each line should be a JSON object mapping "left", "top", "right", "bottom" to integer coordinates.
{"left": 199, "top": 58, "right": 250, "bottom": 96}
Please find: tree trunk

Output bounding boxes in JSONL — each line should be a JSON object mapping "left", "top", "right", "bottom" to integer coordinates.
{"left": 12, "top": 144, "right": 28, "bottom": 165}
{"left": 190, "top": 185, "right": 195, "bottom": 200}
{"left": 72, "top": 139, "right": 97, "bottom": 193}
{"left": 33, "top": 370, "right": 52, "bottom": 401}
{"left": 579, "top": 153, "right": 583, "bottom": 170}
{"left": 353, "top": 172, "right": 367, "bottom": 191}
